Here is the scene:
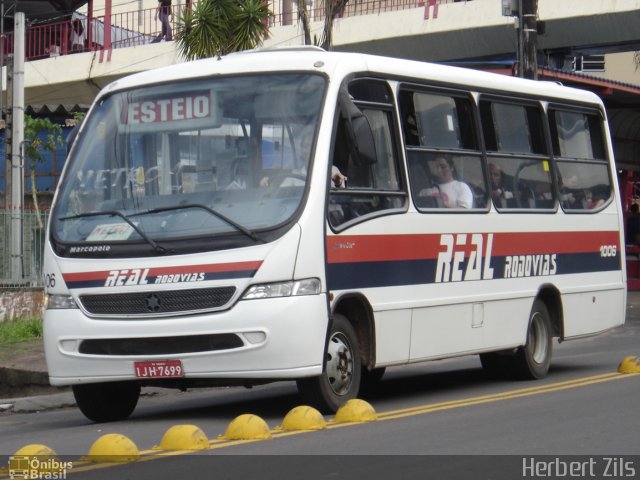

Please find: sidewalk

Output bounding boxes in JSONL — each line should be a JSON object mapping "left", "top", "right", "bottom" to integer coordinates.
{"left": 0, "top": 340, "right": 73, "bottom": 412}
{"left": 1, "top": 290, "right": 639, "bottom": 412}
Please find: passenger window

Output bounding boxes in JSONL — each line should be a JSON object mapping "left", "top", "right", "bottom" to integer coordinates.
{"left": 549, "top": 110, "right": 606, "bottom": 160}
{"left": 329, "top": 80, "right": 406, "bottom": 229}
{"left": 363, "top": 109, "right": 400, "bottom": 190}
{"left": 550, "top": 108, "right": 611, "bottom": 212}
{"left": 492, "top": 103, "right": 532, "bottom": 153}
{"left": 487, "top": 157, "right": 554, "bottom": 210}
{"left": 480, "top": 101, "right": 546, "bottom": 155}
{"left": 556, "top": 162, "right": 611, "bottom": 210}
{"left": 408, "top": 152, "right": 486, "bottom": 210}
{"left": 400, "top": 91, "right": 476, "bottom": 150}
{"left": 480, "top": 98, "right": 552, "bottom": 210}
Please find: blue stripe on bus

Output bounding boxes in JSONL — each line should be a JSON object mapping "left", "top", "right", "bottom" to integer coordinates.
{"left": 326, "top": 252, "right": 621, "bottom": 291}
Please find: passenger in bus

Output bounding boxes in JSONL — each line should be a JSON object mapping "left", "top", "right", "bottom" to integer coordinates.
{"left": 585, "top": 187, "right": 607, "bottom": 209}
{"left": 559, "top": 174, "right": 581, "bottom": 209}
{"left": 331, "top": 165, "right": 347, "bottom": 188}
{"left": 421, "top": 155, "right": 473, "bottom": 208}
{"left": 488, "top": 163, "right": 514, "bottom": 207}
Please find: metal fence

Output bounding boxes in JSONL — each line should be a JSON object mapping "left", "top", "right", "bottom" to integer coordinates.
{"left": 0, "top": 208, "right": 49, "bottom": 290}
{"left": 3, "top": 0, "right": 461, "bottom": 62}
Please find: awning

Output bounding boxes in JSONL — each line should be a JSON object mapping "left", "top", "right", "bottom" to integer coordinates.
{"left": 25, "top": 104, "right": 89, "bottom": 116}
{"left": 4, "top": 1, "right": 90, "bottom": 22}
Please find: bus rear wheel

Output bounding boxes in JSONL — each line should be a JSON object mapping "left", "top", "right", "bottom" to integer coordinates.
{"left": 73, "top": 381, "right": 140, "bottom": 422}
{"left": 511, "top": 299, "right": 553, "bottom": 379}
{"left": 296, "top": 313, "right": 361, "bottom": 413}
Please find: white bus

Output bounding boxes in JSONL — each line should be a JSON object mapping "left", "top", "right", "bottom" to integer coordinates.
{"left": 43, "top": 48, "right": 626, "bottom": 422}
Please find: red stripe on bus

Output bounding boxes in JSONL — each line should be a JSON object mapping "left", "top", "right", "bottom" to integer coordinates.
{"left": 147, "top": 261, "right": 263, "bottom": 277}
{"left": 326, "top": 231, "right": 619, "bottom": 263}
{"left": 62, "top": 261, "right": 263, "bottom": 282}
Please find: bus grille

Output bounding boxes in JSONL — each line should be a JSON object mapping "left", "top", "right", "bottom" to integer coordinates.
{"left": 79, "top": 334, "right": 244, "bottom": 355}
{"left": 79, "top": 287, "right": 237, "bottom": 316}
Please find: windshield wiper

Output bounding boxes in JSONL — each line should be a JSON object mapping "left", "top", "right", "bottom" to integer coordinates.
{"left": 59, "top": 210, "right": 172, "bottom": 255}
{"left": 133, "top": 204, "right": 264, "bottom": 243}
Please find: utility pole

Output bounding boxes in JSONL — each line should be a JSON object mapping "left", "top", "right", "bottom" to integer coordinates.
{"left": 10, "top": 11, "right": 24, "bottom": 279}
{"left": 2, "top": 0, "right": 8, "bottom": 209}
{"left": 504, "top": 0, "right": 538, "bottom": 79}
{"left": 521, "top": 0, "right": 538, "bottom": 79}
{"left": 4, "top": 53, "right": 10, "bottom": 210}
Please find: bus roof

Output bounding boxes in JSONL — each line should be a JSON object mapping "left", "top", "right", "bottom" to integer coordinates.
{"left": 99, "top": 48, "right": 603, "bottom": 107}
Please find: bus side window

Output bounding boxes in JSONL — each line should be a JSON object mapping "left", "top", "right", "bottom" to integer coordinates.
{"left": 329, "top": 80, "right": 405, "bottom": 228}
{"left": 480, "top": 98, "right": 553, "bottom": 210}
{"left": 550, "top": 108, "right": 611, "bottom": 213}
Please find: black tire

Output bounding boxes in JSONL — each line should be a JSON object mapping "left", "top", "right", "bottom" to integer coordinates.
{"left": 511, "top": 299, "right": 553, "bottom": 380}
{"left": 297, "top": 314, "right": 362, "bottom": 413}
{"left": 73, "top": 381, "right": 141, "bottom": 423}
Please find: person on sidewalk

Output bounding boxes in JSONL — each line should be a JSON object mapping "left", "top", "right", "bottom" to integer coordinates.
{"left": 153, "top": 0, "right": 173, "bottom": 43}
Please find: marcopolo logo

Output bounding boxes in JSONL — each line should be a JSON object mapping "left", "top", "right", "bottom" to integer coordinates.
{"left": 8, "top": 456, "right": 73, "bottom": 479}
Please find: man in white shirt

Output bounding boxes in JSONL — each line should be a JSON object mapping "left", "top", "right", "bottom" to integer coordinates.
{"left": 421, "top": 155, "right": 472, "bottom": 208}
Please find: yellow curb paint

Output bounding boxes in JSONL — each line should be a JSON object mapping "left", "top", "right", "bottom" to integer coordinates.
{"left": 334, "top": 399, "right": 378, "bottom": 423}
{"left": 11, "top": 445, "right": 62, "bottom": 474}
{"left": 618, "top": 355, "right": 640, "bottom": 373}
{"left": 374, "top": 372, "right": 631, "bottom": 422}
{"left": 157, "top": 425, "right": 209, "bottom": 451}
{"left": 26, "top": 370, "right": 637, "bottom": 476}
{"left": 221, "top": 414, "right": 272, "bottom": 440}
{"left": 279, "top": 406, "right": 327, "bottom": 431}
{"left": 87, "top": 433, "right": 140, "bottom": 463}
{"left": 13, "top": 444, "right": 57, "bottom": 458}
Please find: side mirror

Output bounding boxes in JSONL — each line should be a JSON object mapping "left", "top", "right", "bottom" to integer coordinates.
{"left": 339, "top": 87, "right": 377, "bottom": 166}
{"left": 351, "top": 114, "right": 377, "bottom": 165}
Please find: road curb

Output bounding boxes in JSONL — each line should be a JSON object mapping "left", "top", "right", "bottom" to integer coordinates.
{"left": 0, "top": 367, "right": 70, "bottom": 401}
{"left": 0, "top": 392, "right": 76, "bottom": 413}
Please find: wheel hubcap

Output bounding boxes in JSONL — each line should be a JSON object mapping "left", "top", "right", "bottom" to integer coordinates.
{"left": 325, "top": 332, "right": 354, "bottom": 395}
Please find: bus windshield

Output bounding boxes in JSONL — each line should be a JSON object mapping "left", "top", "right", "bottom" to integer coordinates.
{"left": 51, "top": 73, "right": 326, "bottom": 252}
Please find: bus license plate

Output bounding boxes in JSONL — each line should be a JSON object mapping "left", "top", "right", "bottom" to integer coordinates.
{"left": 134, "top": 360, "right": 184, "bottom": 378}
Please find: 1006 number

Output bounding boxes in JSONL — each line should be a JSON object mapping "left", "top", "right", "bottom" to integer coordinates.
{"left": 600, "top": 245, "right": 617, "bottom": 257}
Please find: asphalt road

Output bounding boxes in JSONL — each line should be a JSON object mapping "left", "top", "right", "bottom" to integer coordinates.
{"left": 0, "top": 297, "right": 638, "bottom": 480}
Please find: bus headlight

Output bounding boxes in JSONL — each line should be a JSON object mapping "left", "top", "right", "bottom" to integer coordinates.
{"left": 242, "top": 278, "right": 321, "bottom": 300}
{"left": 46, "top": 294, "right": 79, "bottom": 310}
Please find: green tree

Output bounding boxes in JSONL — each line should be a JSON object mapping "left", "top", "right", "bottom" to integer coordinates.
{"left": 175, "top": 0, "right": 271, "bottom": 60}
{"left": 24, "top": 115, "right": 63, "bottom": 228}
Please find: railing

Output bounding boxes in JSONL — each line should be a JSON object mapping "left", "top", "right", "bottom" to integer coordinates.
{"left": 271, "top": 0, "right": 436, "bottom": 26}
{"left": 3, "top": 5, "right": 175, "bottom": 61}
{"left": 0, "top": 208, "right": 49, "bottom": 289}
{"left": 2, "top": 0, "right": 462, "bottom": 61}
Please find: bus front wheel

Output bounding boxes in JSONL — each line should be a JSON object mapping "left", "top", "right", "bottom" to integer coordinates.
{"left": 512, "top": 299, "right": 553, "bottom": 380}
{"left": 296, "top": 313, "right": 362, "bottom": 413}
{"left": 72, "top": 381, "right": 140, "bottom": 422}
